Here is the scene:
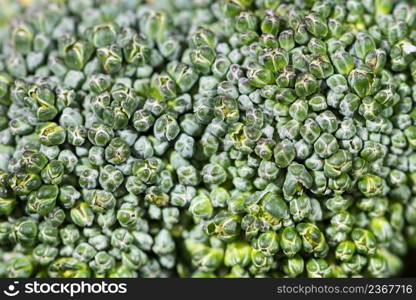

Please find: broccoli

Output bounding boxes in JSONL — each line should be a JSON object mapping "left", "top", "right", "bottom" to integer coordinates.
{"left": 0, "top": 0, "right": 416, "bottom": 278}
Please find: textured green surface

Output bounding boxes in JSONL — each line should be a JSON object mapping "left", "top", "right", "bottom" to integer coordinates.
{"left": 0, "top": 0, "right": 416, "bottom": 278}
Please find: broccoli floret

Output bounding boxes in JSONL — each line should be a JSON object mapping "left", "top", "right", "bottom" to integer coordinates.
{"left": 0, "top": 0, "right": 416, "bottom": 278}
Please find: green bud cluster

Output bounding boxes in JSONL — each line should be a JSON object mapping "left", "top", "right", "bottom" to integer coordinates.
{"left": 0, "top": 0, "right": 415, "bottom": 278}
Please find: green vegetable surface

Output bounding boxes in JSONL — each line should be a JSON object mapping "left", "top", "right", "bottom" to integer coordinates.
{"left": 0, "top": 0, "right": 416, "bottom": 278}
